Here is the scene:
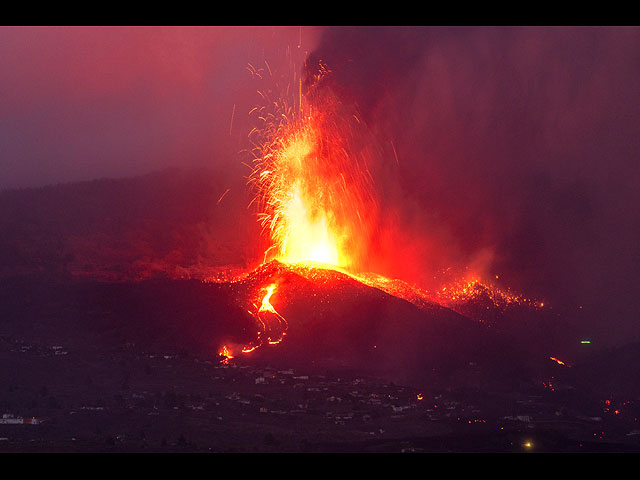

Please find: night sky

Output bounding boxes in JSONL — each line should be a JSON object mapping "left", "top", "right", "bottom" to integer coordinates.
{"left": 1, "top": 26, "right": 639, "bottom": 346}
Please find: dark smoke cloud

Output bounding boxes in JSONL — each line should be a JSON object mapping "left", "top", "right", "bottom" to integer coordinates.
{"left": 308, "top": 26, "right": 640, "bottom": 346}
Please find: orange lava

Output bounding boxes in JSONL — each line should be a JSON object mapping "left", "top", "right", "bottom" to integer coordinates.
{"left": 219, "top": 344, "right": 234, "bottom": 364}
{"left": 247, "top": 59, "right": 378, "bottom": 272}
{"left": 549, "top": 356, "right": 571, "bottom": 367}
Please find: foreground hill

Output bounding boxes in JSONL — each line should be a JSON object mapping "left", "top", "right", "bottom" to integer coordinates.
{"left": 223, "top": 260, "right": 544, "bottom": 388}
{"left": 0, "top": 261, "right": 555, "bottom": 391}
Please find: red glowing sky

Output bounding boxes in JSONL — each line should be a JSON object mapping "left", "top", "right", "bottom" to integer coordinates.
{"left": 0, "top": 26, "right": 321, "bottom": 188}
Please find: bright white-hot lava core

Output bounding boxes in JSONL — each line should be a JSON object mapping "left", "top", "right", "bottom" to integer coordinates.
{"left": 247, "top": 59, "right": 378, "bottom": 272}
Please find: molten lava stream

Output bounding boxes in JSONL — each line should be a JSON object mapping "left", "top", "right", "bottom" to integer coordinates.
{"left": 256, "top": 283, "right": 288, "bottom": 344}
{"left": 219, "top": 282, "right": 288, "bottom": 363}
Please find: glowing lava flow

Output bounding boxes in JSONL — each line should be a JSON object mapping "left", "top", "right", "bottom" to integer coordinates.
{"left": 218, "top": 282, "right": 288, "bottom": 363}
{"left": 219, "top": 345, "right": 234, "bottom": 365}
{"left": 259, "top": 283, "right": 278, "bottom": 314}
{"left": 256, "top": 282, "right": 288, "bottom": 345}
{"left": 549, "top": 356, "right": 571, "bottom": 367}
{"left": 435, "top": 275, "right": 545, "bottom": 310}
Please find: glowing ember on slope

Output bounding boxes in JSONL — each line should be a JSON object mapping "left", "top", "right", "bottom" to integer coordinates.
{"left": 549, "top": 356, "right": 571, "bottom": 367}
{"left": 434, "top": 276, "right": 545, "bottom": 310}
{"left": 347, "top": 269, "right": 545, "bottom": 314}
{"left": 219, "top": 344, "right": 234, "bottom": 365}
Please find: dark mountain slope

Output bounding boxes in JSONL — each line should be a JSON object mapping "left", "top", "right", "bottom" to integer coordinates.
{"left": 0, "top": 167, "right": 260, "bottom": 280}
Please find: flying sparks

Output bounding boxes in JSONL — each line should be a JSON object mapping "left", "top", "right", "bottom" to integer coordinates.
{"left": 247, "top": 58, "right": 378, "bottom": 271}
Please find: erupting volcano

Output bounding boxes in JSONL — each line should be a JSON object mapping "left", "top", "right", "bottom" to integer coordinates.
{"left": 4, "top": 26, "right": 640, "bottom": 455}
{"left": 217, "top": 54, "right": 547, "bottom": 366}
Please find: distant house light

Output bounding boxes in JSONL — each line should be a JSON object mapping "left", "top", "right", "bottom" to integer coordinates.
{"left": 581, "top": 340, "right": 591, "bottom": 344}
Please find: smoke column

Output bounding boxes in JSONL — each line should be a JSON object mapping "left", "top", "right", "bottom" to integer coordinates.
{"left": 306, "top": 26, "right": 640, "bottom": 346}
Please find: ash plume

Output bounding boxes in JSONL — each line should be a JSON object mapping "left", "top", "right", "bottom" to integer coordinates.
{"left": 305, "top": 26, "right": 640, "bottom": 346}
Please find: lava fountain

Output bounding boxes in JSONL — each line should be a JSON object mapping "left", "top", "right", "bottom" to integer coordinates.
{"left": 246, "top": 58, "right": 379, "bottom": 272}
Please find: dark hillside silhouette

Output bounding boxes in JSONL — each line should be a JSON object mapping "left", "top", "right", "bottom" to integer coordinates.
{"left": 0, "top": 167, "right": 261, "bottom": 281}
